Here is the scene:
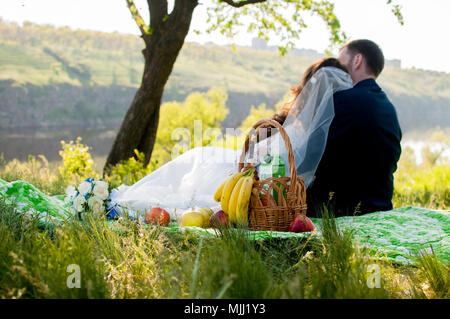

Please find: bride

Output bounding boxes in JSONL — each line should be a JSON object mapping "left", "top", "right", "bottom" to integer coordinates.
{"left": 109, "top": 58, "right": 353, "bottom": 218}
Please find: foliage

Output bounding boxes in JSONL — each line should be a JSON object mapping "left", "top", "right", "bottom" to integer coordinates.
{"left": 152, "top": 88, "right": 229, "bottom": 165}
{"left": 58, "top": 137, "right": 98, "bottom": 185}
{"left": 209, "top": 132, "right": 247, "bottom": 151}
{"left": 387, "top": 0, "right": 405, "bottom": 25}
{"left": 205, "top": 0, "right": 348, "bottom": 55}
{"left": 105, "top": 149, "right": 157, "bottom": 189}
{"left": 208, "top": 103, "right": 276, "bottom": 151}
{"left": 125, "top": 0, "right": 401, "bottom": 56}
{"left": 126, "top": 0, "right": 152, "bottom": 35}
{"left": 420, "top": 128, "right": 450, "bottom": 167}
{"left": 239, "top": 103, "right": 275, "bottom": 133}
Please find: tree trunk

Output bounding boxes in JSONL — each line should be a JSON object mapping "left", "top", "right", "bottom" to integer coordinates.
{"left": 104, "top": 0, "right": 198, "bottom": 174}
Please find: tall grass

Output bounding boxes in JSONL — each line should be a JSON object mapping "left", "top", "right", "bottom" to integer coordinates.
{"left": 281, "top": 208, "right": 389, "bottom": 298}
{"left": 415, "top": 248, "right": 450, "bottom": 298}
{"left": 0, "top": 154, "right": 66, "bottom": 195}
{"left": 1, "top": 197, "right": 449, "bottom": 299}
{"left": 0, "top": 198, "right": 108, "bottom": 298}
{"left": 393, "top": 163, "right": 449, "bottom": 209}
{"left": 393, "top": 135, "right": 449, "bottom": 209}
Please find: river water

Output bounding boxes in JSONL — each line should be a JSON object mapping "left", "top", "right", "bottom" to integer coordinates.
{"left": 0, "top": 127, "right": 449, "bottom": 165}
{"left": 0, "top": 127, "right": 117, "bottom": 162}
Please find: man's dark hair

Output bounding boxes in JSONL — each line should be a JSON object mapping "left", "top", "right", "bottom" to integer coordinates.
{"left": 342, "top": 39, "right": 385, "bottom": 77}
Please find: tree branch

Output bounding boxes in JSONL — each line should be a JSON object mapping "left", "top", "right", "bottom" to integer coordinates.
{"left": 126, "top": 0, "right": 152, "bottom": 36}
{"left": 220, "top": 0, "right": 267, "bottom": 8}
{"left": 148, "top": 0, "right": 168, "bottom": 29}
{"left": 167, "top": 0, "right": 198, "bottom": 27}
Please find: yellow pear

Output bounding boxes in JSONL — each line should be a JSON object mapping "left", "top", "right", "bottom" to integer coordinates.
{"left": 198, "top": 208, "right": 214, "bottom": 226}
{"left": 181, "top": 211, "right": 205, "bottom": 227}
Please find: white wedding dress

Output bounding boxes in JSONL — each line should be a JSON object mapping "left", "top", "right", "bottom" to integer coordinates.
{"left": 109, "top": 67, "right": 353, "bottom": 219}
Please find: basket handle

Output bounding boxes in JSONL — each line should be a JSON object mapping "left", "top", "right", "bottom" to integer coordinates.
{"left": 238, "top": 118, "right": 299, "bottom": 192}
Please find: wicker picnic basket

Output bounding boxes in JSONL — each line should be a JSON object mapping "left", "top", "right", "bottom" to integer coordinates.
{"left": 238, "top": 119, "right": 307, "bottom": 232}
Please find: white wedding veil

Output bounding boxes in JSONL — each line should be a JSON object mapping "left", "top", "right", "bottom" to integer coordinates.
{"left": 249, "top": 66, "right": 353, "bottom": 187}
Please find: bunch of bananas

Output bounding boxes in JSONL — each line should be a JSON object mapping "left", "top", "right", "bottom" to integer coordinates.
{"left": 214, "top": 169, "right": 255, "bottom": 225}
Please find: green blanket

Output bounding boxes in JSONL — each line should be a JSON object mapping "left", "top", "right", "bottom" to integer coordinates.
{"left": 1, "top": 178, "right": 448, "bottom": 265}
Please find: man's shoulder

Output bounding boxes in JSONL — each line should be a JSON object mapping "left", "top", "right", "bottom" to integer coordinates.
{"left": 334, "top": 80, "right": 379, "bottom": 99}
{"left": 333, "top": 79, "right": 390, "bottom": 108}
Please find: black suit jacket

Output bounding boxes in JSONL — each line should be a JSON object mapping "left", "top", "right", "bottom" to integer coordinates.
{"left": 306, "top": 78, "right": 402, "bottom": 217}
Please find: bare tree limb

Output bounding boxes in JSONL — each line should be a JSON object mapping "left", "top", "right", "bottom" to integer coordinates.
{"left": 220, "top": 0, "right": 267, "bottom": 8}
{"left": 126, "top": 0, "right": 151, "bottom": 36}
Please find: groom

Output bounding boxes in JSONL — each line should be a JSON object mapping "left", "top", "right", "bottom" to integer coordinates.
{"left": 307, "top": 39, "right": 402, "bottom": 217}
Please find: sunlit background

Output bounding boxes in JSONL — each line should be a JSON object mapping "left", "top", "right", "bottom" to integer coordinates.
{"left": 0, "top": 0, "right": 449, "bottom": 166}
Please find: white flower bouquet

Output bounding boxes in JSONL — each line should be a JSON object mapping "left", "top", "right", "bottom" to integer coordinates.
{"left": 65, "top": 178, "right": 110, "bottom": 219}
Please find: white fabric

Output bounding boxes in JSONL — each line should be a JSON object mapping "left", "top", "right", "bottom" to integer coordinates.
{"left": 110, "top": 67, "right": 353, "bottom": 216}
{"left": 111, "top": 147, "right": 239, "bottom": 216}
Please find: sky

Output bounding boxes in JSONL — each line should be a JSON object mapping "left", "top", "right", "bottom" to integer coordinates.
{"left": 1, "top": 0, "right": 449, "bottom": 73}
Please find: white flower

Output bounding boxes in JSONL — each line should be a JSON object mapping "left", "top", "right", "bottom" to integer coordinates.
{"left": 88, "top": 196, "right": 105, "bottom": 215}
{"left": 65, "top": 185, "right": 76, "bottom": 196}
{"left": 92, "top": 181, "right": 109, "bottom": 200}
{"left": 64, "top": 186, "right": 77, "bottom": 204}
{"left": 78, "top": 181, "right": 92, "bottom": 196}
{"left": 73, "top": 195, "right": 86, "bottom": 212}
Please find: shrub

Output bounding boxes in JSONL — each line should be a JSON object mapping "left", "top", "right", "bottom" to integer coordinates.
{"left": 58, "top": 137, "right": 98, "bottom": 184}
{"left": 105, "top": 149, "right": 158, "bottom": 189}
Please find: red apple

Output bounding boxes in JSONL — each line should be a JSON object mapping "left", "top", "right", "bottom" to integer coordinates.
{"left": 145, "top": 207, "right": 171, "bottom": 226}
{"left": 261, "top": 197, "right": 268, "bottom": 206}
{"left": 288, "top": 216, "right": 315, "bottom": 233}
{"left": 260, "top": 194, "right": 275, "bottom": 207}
{"left": 209, "top": 210, "right": 229, "bottom": 228}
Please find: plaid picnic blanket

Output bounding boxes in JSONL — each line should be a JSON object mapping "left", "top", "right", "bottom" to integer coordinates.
{"left": 1, "top": 178, "right": 448, "bottom": 265}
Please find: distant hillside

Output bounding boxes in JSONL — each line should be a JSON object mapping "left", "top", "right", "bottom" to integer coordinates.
{"left": 1, "top": 20, "right": 449, "bottom": 132}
